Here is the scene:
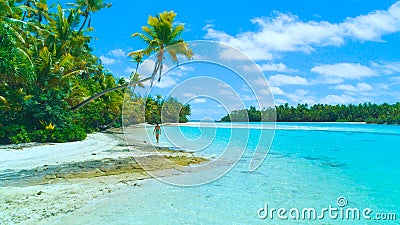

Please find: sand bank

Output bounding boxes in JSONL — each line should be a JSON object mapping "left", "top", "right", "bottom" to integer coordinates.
{"left": 0, "top": 129, "right": 207, "bottom": 224}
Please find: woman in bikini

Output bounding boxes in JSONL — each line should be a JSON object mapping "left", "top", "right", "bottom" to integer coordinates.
{"left": 153, "top": 123, "right": 161, "bottom": 143}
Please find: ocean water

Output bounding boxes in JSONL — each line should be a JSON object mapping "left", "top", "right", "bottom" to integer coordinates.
{"left": 58, "top": 123, "right": 400, "bottom": 224}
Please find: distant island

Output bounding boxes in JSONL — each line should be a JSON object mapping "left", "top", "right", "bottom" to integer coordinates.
{"left": 220, "top": 103, "right": 400, "bottom": 124}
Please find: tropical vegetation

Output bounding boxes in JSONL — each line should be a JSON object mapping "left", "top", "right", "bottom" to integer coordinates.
{"left": 0, "top": 1, "right": 191, "bottom": 144}
{"left": 71, "top": 10, "right": 192, "bottom": 110}
{"left": 220, "top": 103, "right": 400, "bottom": 124}
{"left": 123, "top": 95, "right": 191, "bottom": 125}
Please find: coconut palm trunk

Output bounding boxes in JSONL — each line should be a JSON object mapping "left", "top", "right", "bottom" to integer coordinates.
{"left": 70, "top": 11, "right": 192, "bottom": 111}
{"left": 71, "top": 61, "right": 161, "bottom": 110}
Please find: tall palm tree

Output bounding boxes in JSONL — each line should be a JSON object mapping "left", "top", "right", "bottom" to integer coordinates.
{"left": 71, "top": 11, "right": 192, "bottom": 111}
{"left": 128, "top": 10, "right": 193, "bottom": 85}
{"left": 75, "top": 0, "right": 111, "bottom": 32}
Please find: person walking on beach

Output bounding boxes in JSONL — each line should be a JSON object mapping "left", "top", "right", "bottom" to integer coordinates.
{"left": 153, "top": 123, "right": 161, "bottom": 143}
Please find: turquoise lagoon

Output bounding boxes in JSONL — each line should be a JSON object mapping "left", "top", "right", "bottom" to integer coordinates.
{"left": 59, "top": 123, "right": 400, "bottom": 224}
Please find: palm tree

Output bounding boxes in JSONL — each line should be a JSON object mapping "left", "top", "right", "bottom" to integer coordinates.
{"left": 0, "top": 23, "right": 35, "bottom": 88}
{"left": 0, "top": 0, "right": 36, "bottom": 88}
{"left": 155, "top": 94, "right": 163, "bottom": 104}
{"left": 75, "top": 0, "right": 111, "bottom": 33}
{"left": 131, "top": 53, "right": 143, "bottom": 75}
{"left": 33, "top": 0, "right": 50, "bottom": 25}
{"left": 70, "top": 10, "right": 192, "bottom": 111}
{"left": 128, "top": 10, "right": 193, "bottom": 85}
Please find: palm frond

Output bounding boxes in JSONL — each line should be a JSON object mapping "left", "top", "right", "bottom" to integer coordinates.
{"left": 0, "top": 0, "right": 13, "bottom": 17}
{"left": 58, "top": 53, "right": 75, "bottom": 69}
{"left": 61, "top": 70, "right": 85, "bottom": 78}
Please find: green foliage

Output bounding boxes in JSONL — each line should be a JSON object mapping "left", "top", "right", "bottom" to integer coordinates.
{"left": 220, "top": 106, "right": 274, "bottom": 122}
{"left": 386, "top": 115, "right": 400, "bottom": 124}
{"left": 0, "top": 0, "right": 120, "bottom": 144}
{"left": 221, "top": 103, "right": 400, "bottom": 124}
{"left": 3, "top": 125, "right": 31, "bottom": 144}
{"left": 0, "top": 3, "right": 191, "bottom": 144}
{"left": 31, "top": 125, "right": 87, "bottom": 143}
{"left": 146, "top": 96, "right": 190, "bottom": 124}
{"left": 122, "top": 95, "right": 191, "bottom": 125}
{"left": 248, "top": 106, "right": 261, "bottom": 122}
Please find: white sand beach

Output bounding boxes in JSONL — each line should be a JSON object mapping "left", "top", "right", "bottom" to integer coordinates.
{"left": 0, "top": 129, "right": 207, "bottom": 224}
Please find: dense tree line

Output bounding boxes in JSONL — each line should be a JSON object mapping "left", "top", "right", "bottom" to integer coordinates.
{"left": 0, "top": 1, "right": 191, "bottom": 144}
{"left": 123, "top": 95, "right": 191, "bottom": 125}
{"left": 220, "top": 103, "right": 400, "bottom": 124}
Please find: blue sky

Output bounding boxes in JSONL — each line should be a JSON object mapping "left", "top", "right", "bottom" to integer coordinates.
{"left": 72, "top": 0, "right": 400, "bottom": 119}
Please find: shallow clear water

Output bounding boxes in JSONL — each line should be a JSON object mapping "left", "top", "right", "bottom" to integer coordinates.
{"left": 59, "top": 123, "right": 400, "bottom": 224}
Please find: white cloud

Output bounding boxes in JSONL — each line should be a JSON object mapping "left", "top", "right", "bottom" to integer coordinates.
{"left": 196, "top": 98, "right": 208, "bottom": 103}
{"left": 137, "top": 59, "right": 170, "bottom": 77}
{"left": 372, "top": 61, "right": 400, "bottom": 74}
{"left": 124, "top": 67, "right": 135, "bottom": 74}
{"left": 311, "top": 63, "right": 377, "bottom": 80}
{"left": 269, "top": 74, "right": 309, "bottom": 86}
{"left": 138, "top": 59, "right": 156, "bottom": 75}
{"left": 218, "top": 87, "right": 235, "bottom": 96}
{"left": 342, "top": 2, "right": 400, "bottom": 41}
{"left": 258, "top": 88, "right": 275, "bottom": 99}
{"left": 252, "top": 77, "right": 270, "bottom": 88}
{"left": 192, "top": 98, "right": 207, "bottom": 103}
{"left": 389, "top": 76, "right": 400, "bottom": 84}
{"left": 274, "top": 98, "right": 288, "bottom": 105}
{"left": 355, "top": 83, "right": 374, "bottom": 91}
{"left": 202, "top": 24, "right": 214, "bottom": 30}
{"left": 176, "top": 65, "right": 194, "bottom": 72}
{"left": 285, "top": 89, "right": 316, "bottom": 104}
{"left": 241, "top": 95, "right": 256, "bottom": 101}
{"left": 205, "top": 28, "right": 273, "bottom": 60}
{"left": 153, "top": 75, "right": 177, "bottom": 88}
{"left": 319, "top": 94, "right": 356, "bottom": 105}
{"left": 269, "top": 86, "right": 285, "bottom": 95}
{"left": 127, "top": 60, "right": 189, "bottom": 84}
{"left": 335, "top": 82, "right": 373, "bottom": 92}
{"left": 109, "top": 49, "right": 127, "bottom": 58}
{"left": 376, "top": 83, "right": 390, "bottom": 90}
{"left": 100, "top": 49, "right": 127, "bottom": 66}
{"left": 100, "top": 56, "right": 116, "bottom": 65}
{"left": 250, "top": 13, "right": 343, "bottom": 52}
{"left": 334, "top": 84, "right": 357, "bottom": 92}
{"left": 383, "top": 62, "right": 400, "bottom": 73}
{"left": 183, "top": 93, "right": 196, "bottom": 98}
{"left": 259, "top": 63, "right": 295, "bottom": 73}
{"left": 131, "top": 60, "right": 179, "bottom": 89}
{"left": 217, "top": 46, "right": 252, "bottom": 60}
{"left": 167, "top": 65, "right": 193, "bottom": 77}
{"left": 241, "top": 85, "right": 252, "bottom": 92}
{"left": 204, "top": 2, "right": 400, "bottom": 60}
{"left": 315, "top": 76, "right": 345, "bottom": 85}
{"left": 217, "top": 82, "right": 230, "bottom": 89}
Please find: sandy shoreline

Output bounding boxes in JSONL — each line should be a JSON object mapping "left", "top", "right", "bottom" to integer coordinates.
{"left": 0, "top": 129, "right": 207, "bottom": 224}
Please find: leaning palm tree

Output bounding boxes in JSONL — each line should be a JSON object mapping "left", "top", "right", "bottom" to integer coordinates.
{"left": 71, "top": 11, "right": 192, "bottom": 111}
